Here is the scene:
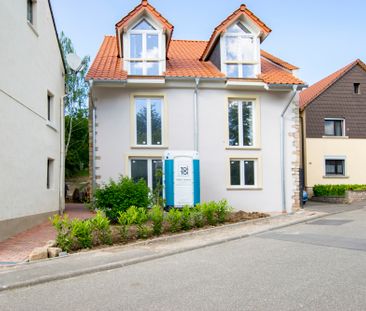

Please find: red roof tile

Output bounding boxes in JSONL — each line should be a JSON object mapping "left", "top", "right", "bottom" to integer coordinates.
{"left": 86, "top": 36, "right": 304, "bottom": 85}
{"left": 299, "top": 59, "right": 366, "bottom": 110}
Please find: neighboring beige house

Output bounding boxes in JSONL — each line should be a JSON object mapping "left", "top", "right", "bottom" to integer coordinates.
{"left": 0, "top": 0, "right": 65, "bottom": 241}
{"left": 87, "top": 0, "right": 306, "bottom": 213}
{"left": 300, "top": 59, "right": 366, "bottom": 196}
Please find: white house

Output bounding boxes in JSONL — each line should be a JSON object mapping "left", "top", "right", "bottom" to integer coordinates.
{"left": 86, "top": 0, "right": 306, "bottom": 213}
{"left": 0, "top": 0, "right": 65, "bottom": 241}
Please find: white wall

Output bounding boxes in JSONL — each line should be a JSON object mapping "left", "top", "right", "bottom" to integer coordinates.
{"left": 0, "top": 0, "right": 64, "bottom": 221}
{"left": 93, "top": 83, "right": 298, "bottom": 213}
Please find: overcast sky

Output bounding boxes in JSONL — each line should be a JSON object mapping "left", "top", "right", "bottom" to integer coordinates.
{"left": 52, "top": 0, "right": 366, "bottom": 85}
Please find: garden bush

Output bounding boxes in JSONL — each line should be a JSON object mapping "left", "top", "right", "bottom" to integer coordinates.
{"left": 149, "top": 205, "right": 164, "bottom": 235}
{"left": 51, "top": 214, "right": 74, "bottom": 252}
{"left": 166, "top": 209, "right": 182, "bottom": 232}
{"left": 200, "top": 201, "right": 218, "bottom": 225}
{"left": 191, "top": 207, "right": 204, "bottom": 228}
{"left": 180, "top": 206, "right": 192, "bottom": 230}
{"left": 215, "top": 199, "right": 233, "bottom": 223}
{"left": 94, "top": 177, "right": 150, "bottom": 222}
{"left": 135, "top": 207, "right": 149, "bottom": 239}
{"left": 313, "top": 184, "right": 366, "bottom": 197}
{"left": 71, "top": 218, "right": 93, "bottom": 249}
{"left": 90, "top": 211, "right": 112, "bottom": 245}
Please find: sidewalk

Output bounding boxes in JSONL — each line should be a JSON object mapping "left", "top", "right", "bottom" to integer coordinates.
{"left": 0, "top": 209, "right": 329, "bottom": 292}
{"left": 0, "top": 204, "right": 95, "bottom": 264}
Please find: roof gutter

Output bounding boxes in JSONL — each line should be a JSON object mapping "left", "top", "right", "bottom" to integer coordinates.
{"left": 280, "top": 85, "right": 299, "bottom": 214}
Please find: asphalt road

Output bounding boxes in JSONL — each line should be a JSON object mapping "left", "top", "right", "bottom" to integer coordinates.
{"left": 1, "top": 206, "right": 365, "bottom": 311}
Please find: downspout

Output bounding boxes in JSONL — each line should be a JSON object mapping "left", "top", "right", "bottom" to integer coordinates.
{"left": 89, "top": 80, "right": 97, "bottom": 204}
{"left": 194, "top": 78, "right": 200, "bottom": 151}
{"left": 59, "top": 94, "right": 66, "bottom": 215}
{"left": 280, "top": 85, "right": 299, "bottom": 214}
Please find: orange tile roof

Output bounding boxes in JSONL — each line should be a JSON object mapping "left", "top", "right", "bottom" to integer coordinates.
{"left": 115, "top": 0, "right": 173, "bottom": 31}
{"left": 299, "top": 59, "right": 366, "bottom": 110}
{"left": 86, "top": 36, "right": 304, "bottom": 85}
{"left": 115, "top": 0, "right": 174, "bottom": 58}
{"left": 201, "top": 4, "right": 271, "bottom": 61}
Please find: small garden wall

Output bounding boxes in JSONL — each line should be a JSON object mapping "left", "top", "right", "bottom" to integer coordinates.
{"left": 311, "top": 184, "right": 366, "bottom": 204}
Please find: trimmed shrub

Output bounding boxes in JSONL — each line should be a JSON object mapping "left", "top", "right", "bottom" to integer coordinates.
{"left": 71, "top": 218, "right": 93, "bottom": 249}
{"left": 51, "top": 214, "right": 74, "bottom": 252}
{"left": 166, "top": 209, "right": 182, "bottom": 233}
{"left": 181, "top": 206, "right": 192, "bottom": 230}
{"left": 94, "top": 177, "right": 150, "bottom": 223}
{"left": 149, "top": 205, "right": 164, "bottom": 235}
{"left": 216, "top": 199, "right": 233, "bottom": 223}
{"left": 313, "top": 184, "right": 366, "bottom": 197}
{"left": 135, "top": 207, "right": 149, "bottom": 239}
{"left": 191, "top": 207, "right": 204, "bottom": 228}
{"left": 200, "top": 201, "right": 218, "bottom": 225}
{"left": 90, "top": 211, "right": 112, "bottom": 245}
{"left": 117, "top": 206, "right": 139, "bottom": 240}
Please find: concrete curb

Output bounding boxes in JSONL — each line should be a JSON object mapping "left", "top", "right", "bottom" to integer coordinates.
{"left": 0, "top": 210, "right": 335, "bottom": 293}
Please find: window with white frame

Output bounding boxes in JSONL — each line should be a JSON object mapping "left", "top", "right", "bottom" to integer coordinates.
{"left": 128, "top": 19, "right": 161, "bottom": 76}
{"left": 325, "top": 158, "right": 345, "bottom": 176}
{"left": 230, "top": 159, "right": 256, "bottom": 187}
{"left": 223, "top": 22, "right": 258, "bottom": 78}
{"left": 130, "top": 158, "right": 162, "bottom": 191}
{"left": 228, "top": 99, "right": 255, "bottom": 147}
{"left": 135, "top": 97, "right": 163, "bottom": 146}
{"left": 324, "top": 118, "right": 345, "bottom": 136}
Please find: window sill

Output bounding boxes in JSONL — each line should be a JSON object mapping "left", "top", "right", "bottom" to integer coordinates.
{"left": 323, "top": 175, "right": 349, "bottom": 179}
{"left": 131, "top": 145, "right": 168, "bottom": 150}
{"left": 322, "top": 136, "right": 349, "bottom": 139}
{"left": 226, "top": 146, "right": 261, "bottom": 151}
{"left": 27, "top": 21, "right": 39, "bottom": 37}
{"left": 46, "top": 121, "right": 58, "bottom": 132}
{"left": 227, "top": 186, "right": 262, "bottom": 191}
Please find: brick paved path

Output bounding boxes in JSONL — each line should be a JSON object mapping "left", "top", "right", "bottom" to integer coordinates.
{"left": 0, "top": 204, "right": 95, "bottom": 265}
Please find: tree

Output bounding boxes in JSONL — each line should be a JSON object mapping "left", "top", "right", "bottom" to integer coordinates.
{"left": 59, "top": 32, "right": 90, "bottom": 176}
{"left": 59, "top": 31, "right": 90, "bottom": 156}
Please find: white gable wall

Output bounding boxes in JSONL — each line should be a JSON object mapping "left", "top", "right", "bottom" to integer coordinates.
{"left": 93, "top": 83, "right": 298, "bottom": 213}
{"left": 0, "top": 0, "right": 65, "bottom": 239}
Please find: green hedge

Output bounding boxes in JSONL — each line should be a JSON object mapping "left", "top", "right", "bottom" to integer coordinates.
{"left": 313, "top": 184, "right": 366, "bottom": 197}
{"left": 94, "top": 177, "right": 150, "bottom": 223}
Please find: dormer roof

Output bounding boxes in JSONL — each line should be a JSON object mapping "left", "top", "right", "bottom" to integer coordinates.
{"left": 201, "top": 4, "right": 272, "bottom": 61}
{"left": 115, "top": 0, "right": 174, "bottom": 58}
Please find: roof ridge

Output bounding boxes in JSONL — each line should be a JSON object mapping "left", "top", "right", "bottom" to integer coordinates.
{"left": 172, "top": 39, "right": 208, "bottom": 42}
{"left": 260, "top": 50, "right": 299, "bottom": 70}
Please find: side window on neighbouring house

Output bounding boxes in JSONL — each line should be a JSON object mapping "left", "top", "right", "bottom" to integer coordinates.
{"left": 325, "top": 159, "right": 345, "bottom": 176}
{"left": 354, "top": 83, "right": 361, "bottom": 94}
{"left": 135, "top": 97, "right": 163, "bottom": 146}
{"left": 128, "top": 19, "right": 160, "bottom": 76}
{"left": 47, "top": 158, "right": 54, "bottom": 189}
{"left": 324, "top": 119, "right": 344, "bottom": 136}
{"left": 230, "top": 159, "right": 256, "bottom": 187}
{"left": 130, "top": 158, "right": 162, "bottom": 191}
{"left": 47, "top": 92, "right": 54, "bottom": 123}
{"left": 228, "top": 99, "right": 254, "bottom": 147}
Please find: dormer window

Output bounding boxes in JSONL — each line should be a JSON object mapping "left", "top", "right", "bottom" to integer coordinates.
{"left": 127, "top": 18, "right": 162, "bottom": 76}
{"left": 222, "top": 22, "right": 259, "bottom": 78}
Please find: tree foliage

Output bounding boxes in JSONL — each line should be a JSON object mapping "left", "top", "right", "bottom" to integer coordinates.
{"left": 59, "top": 32, "right": 90, "bottom": 177}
